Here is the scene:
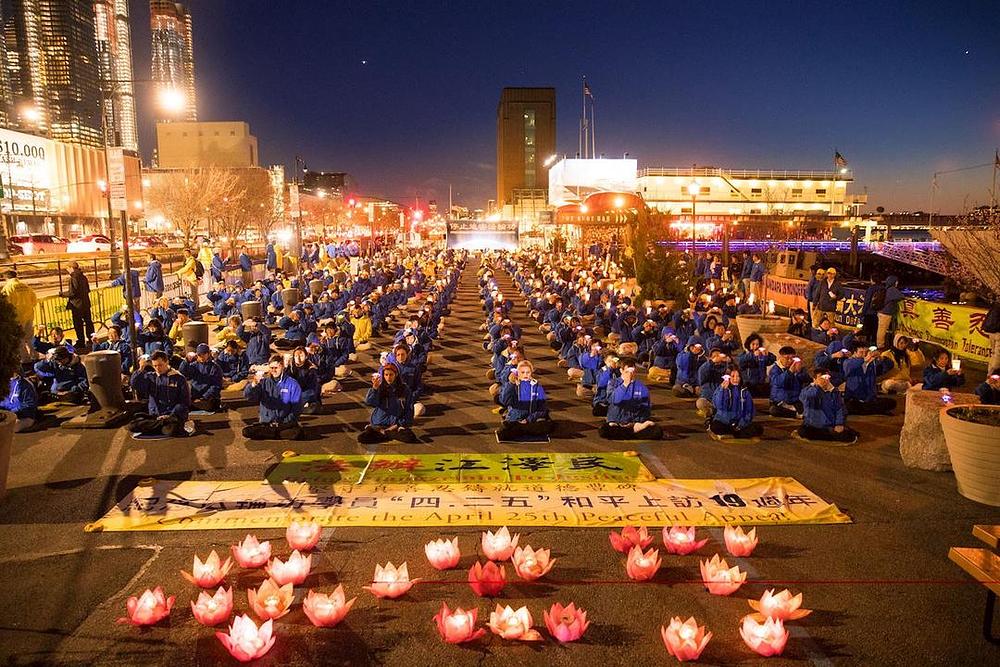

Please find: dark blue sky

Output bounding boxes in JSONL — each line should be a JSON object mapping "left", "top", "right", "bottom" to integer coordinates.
{"left": 130, "top": 0, "right": 1000, "bottom": 213}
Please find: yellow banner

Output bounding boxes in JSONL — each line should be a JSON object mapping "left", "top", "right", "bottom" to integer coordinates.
{"left": 87, "top": 477, "right": 851, "bottom": 532}
{"left": 267, "top": 452, "right": 655, "bottom": 485}
{"left": 894, "top": 298, "right": 991, "bottom": 364}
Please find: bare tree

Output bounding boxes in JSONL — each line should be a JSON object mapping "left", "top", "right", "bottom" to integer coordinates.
{"left": 933, "top": 207, "right": 1000, "bottom": 299}
{"left": 146, "top": 168, "right": 237, "bottom": 247}
{"left": 214, "top": 169, "right": 273, "bottom": 257}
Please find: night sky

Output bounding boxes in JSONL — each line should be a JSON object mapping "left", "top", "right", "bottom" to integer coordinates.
{"left": 129, "top": 0, "right": 1000, "bottom": 213}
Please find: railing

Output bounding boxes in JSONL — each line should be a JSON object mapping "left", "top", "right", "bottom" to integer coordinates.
{"left": 33, "top": 286, "right": 124, "bottom": 336}
{"left": 638, "top": 167, "right": 852, "bottom": 181}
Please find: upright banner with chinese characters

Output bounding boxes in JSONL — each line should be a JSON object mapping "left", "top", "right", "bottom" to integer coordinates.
{"left": 893, "top": 298, "right": 991, "bottom": 364}
{"left": 89, "top": 477, "right": 851, "bottom": 532}
{"left": 266, "top": 452, "right": 655, "bottom": 485}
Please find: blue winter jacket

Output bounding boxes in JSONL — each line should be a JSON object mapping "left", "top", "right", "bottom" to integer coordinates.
{"left": 289, "top": 363, "right": 321, "bottom": 405}
{"left": 737, "top": 350, "right": 776, "bottom": 387}
{"left": 245, "top": 373, "right": 303, "bottom": 424}
{"left": 843, "top": 356, "right": 890, "bottom": 403}
{"left": 800, "top": 384, "right": 846, "bottom": 429}
{"left": 364, "top": 371, "right": 414, "bottom": 427}
{"left": 768, "top": 363, "right": 810, "bottom": 404}
{"left": 675, "top": 349, "right": 706, "bottom": 386}
{"left": 500, "top": 379, "right": 549, "bottom": 422}
{"left": 578, "top": 352, "right": 603, "bottom": 386}
{"left": 712, "top": 384, "right": 755, "bottom": 428}
{"left": 217, "top": 349, "right": 249, "bottom": 382}
{"left": 179, "top": 359, "right": 223, "bottom": 400}
{"left": 606, "top": 378, "right": 652, "bottom": 424}
{"left": 93, "top": 338, "right": 133, "bottom": 373}
{"left": 34, "top": 357, "right": 88, "bottom": 393}
{"left": 697, "top": 361, "right": 729, "bottom": 399}
{"left": 2, "top": 376, "right": 38, "bottom": 418}
{"left": 144, "top": 260, "right": 165, "bottom": 293}
{"left": 238, "top": 323, "right": 273, "bottom": 365}
{"left": 922, "top": 365, "right": 965, "bottom": 391}
{"left": 130, "top": 368, "right": 191, "bottom": 420}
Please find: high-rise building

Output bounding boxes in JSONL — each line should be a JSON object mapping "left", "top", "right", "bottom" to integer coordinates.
{"left": 496, "top": 87, "right": 556, "bottom": 209}
{"left": 150, "top": 0, "right": 196, "bottom": 121}
{"left": 2, "top": 0, "right": 103, "bottom": 147}
{"left": 94, "top": 0, "right": 137, "bottom": 152}
{"left": 155, "top": 120, "right": 258, "bottom": 169}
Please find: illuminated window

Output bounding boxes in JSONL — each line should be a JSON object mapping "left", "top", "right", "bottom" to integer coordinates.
{"left": 750, "top": 188, "right": 762, "bottom": 197}
{"left": 791, "top": 188, "right": 803, "bottom": 198}
{"left": 816, "top": 188, "right": 827, "bottom": 197}
{"left": 699, "top": 186, "right": 710, "bottom": 196}
{"left": 523, "top": 109, "right": 536, "bottom": 187}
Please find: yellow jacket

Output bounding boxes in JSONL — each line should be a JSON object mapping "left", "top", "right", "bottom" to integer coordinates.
{"left": 350, "top": 314, "right": 372, "bottom": 344}
{"left": 197, "top": 246, "right": 214, "bottom": 271}
{"left": 177, "top": 257, "right": 198, "bottom": 284}
{"left": 1, "top": 277, "right": 38, "bottom": 325}
{"left": 879, "top": 348, "right": 925, "bottom": 382}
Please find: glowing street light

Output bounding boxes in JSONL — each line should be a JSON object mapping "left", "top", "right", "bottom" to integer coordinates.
{"left": 157, "top": 87, "right": 186, "bottom": 114}
{"left": 19, "top": 105, "right": 42, "bottom": 124}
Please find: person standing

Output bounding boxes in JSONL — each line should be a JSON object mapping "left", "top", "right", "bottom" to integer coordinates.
{"left": 63, "top": 262, "right": 93, "bottom": 348}
{"left": 875, "top": 275, "right": 904, "bottom": 348}
{"left": 144, "top": 253, "right": 165, "bottom": 305}
{"left": 980, "top": 301, "right": 999, "bottom": 373}
{"left": 176, "top": 248, "right": 200, "bottom": 309}
{"left": 110, "top": 268, "right": 141, "bottom": 311}
{"left": 748, "top": 254, "right": 766, "bottom": 304}
{"left": 1, "top": 269, "right": 38, "bottom": 362}
{"left": 238, "top": 245, "right": 254, "bottom": 285}
{"left": 265, "top": 240, "right": 278, "bottom": 274}
{"left": 806, "top": 268, "right": 826, "bottom": 328}
{"left": 815, "top": 267, "right": 842, "bottom": 328}
{"left": 197, "top": 241, "right": 214, "bottom": 298}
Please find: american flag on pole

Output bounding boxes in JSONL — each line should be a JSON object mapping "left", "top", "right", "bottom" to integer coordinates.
{"left": 584, "top": 80, "right": 594, "bottom": 99}
{"left": 834, "top": 150, "right": 848, "bottom": 168}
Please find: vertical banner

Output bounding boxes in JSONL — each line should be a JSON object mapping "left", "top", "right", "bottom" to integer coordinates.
{"left": 106, "top": 147, "right": 127, "bottom": 211}
{"left": 289, "top": 183, "right": 300, "bottom": 218}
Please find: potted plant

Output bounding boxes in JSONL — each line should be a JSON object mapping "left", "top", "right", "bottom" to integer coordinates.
{"left": 0, "top": 294, "right": 22, "bottom": 497}
{"left": 939, "top": 405, "right": 1000, "bottom": 507}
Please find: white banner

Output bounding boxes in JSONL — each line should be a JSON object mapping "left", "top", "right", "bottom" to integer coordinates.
{"left": 106, "top": 147, "right": 127, "bottom": 211}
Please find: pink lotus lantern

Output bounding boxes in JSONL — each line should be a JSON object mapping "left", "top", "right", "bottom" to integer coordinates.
{"left": 625, "top": 545, "right": 662, "bottom": 581}
{"left": 425, "top": 537, "right": 461, "bottom": 570}
{"left": 302, "top": 585, "right": 356, "bottom": 627}
{"left": 181, "top": 550, "right": 233, "bottom": 588}
{"left": 190, "top": 586, "right": 233, "bottom": 626}
{"left": 739, "top": 615, "right": 789, "bottom": 657}
{"left": 724, "top": 526, "right": 758, "bottom": 558}
{"left": 433, "top": 603, "right": 485, "bottom": 643}
{"left": 468, "top": 560, "right": 507, "bottom": 596}
{"left": 231, "top": 535, "right": 271, "bottom": 569}
{"left": 662, "top": 526, "right": 709, "bottom": 556}
{"left": 543, "top": 602, "right": 590, "bottom": 643}
{"left": 248, "top": 579, "right": 294, "bottom": 621}
{"left": 699, "top": 554, "right": 747, "bottom": 596}
{"left": 609, "top": 525, "right": 653, "bottom": 553}
{"left": 489, "top": 604, "right": 543, "bottom": 641}
{"left": 266, "top": 550, "right": 312, "bottom": 586}
{"left": 216, "top": 614, "right": 276, "bottom": 663}
{"left": 364, "top": 561, "right": 418, "bottom": 599}
{"left": 661, "top": 616, "right": 712, "bottom": 662}
{"left": 286, "top": 519, "right": 322, "bottom": 551}
{"left": 117, "top": 586, "right": 175, "bottom": 626}
{"left": 749, "top": 589, "right": 812, "bottom": 621}
{"left": 481, "top": 526, "right": 519, "bottom": 561}
{"left": 512, "top": 545, "right": 555, "bottom": 581}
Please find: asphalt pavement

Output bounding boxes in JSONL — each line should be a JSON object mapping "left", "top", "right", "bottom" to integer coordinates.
{"left": 0, "top": 257, "right": 996, "bottom": 666}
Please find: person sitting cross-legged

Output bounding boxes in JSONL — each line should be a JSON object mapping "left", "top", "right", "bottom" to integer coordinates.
{"left": 842, "top": 342, "right": 895, "bottom": 415}
{"left": 357, "top": 362, "right": 416, "bottom": 444}
{"left": 179, "top": 343, "right": 224, "bottom": 412}
{"left": 1, "top": 372, "right": 39, "bottom": 432}
{"left": 129, "top": 351, "right": 191, "bottom": 437}
{"left": 975, "top": 370, "right": 1000, "bottom": 405}
{"left": 599, "top": 358, "right": 663, "bottom": 441}
{"left": 33, "top": 346, "right": 89, "bottom": 404}
{"left": 242, "top": 354, "right": 304, "bottom": 440}
{"left": 497, "top": 359, "right": 554, "bottom": 441}
{"left": 768, "top": 346, "right": 809, "bottom": 418}
{"left": 709, "top": 367, "right": 763, "bottom": 439}
{"left": 797, "top": 368, "right": 858, "bottom": 443}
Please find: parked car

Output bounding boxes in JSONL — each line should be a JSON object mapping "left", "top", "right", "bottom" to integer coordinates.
{"left": 4, "top": 241, "right": 23, "bottom": 256}
{"left": 67, "top": 234, "right": 112, "bottom": 253}
{"left": 131, "top": 235, "right": 168, "bottom": 249}
{"left": 8, "top": 234, "right": 69, "bottom": 254}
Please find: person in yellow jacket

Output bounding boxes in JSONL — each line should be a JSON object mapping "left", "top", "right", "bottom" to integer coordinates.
{"left": 879, "top": 334, "right": 926, "bottom": 393}
{"left": 176, "top": 248, "right": 200, "bottom": 309}
{"left": 349, "top": 303, "right": 373, "bottom": 351}
{"left": 197, "top": 241, "right": 214, "bottom": 297}
{"left": 1, "top": 269, "right": 39, "bottom": 361}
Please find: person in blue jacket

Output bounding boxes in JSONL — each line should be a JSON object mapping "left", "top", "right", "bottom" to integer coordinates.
{"left": 497, "top": 360, "right": 553, "bottom": 440}
{"left": 648, "top": 330, "right": 680, "bottom": 383}
{"left": 92, "top": 325, "right": 133, "bottom": 374}
{"left": 289, "top": 346, "right": 322, "bottom": 414}
{"left": 238, "top": 245, "right": 254, "bottom": 285}
{"left": 592, "top": 353, "right": 622, "bottom": 417}
{"left": 217, "top": 339, "right": 250, "bottom": 385}
{"left": 129, "top": 351, "right": 191, "bottom": 437}
{"left": 974, "top": 370, "right": 1000, "bottom": 405}
{"left": 210, "top": 250, "right": 226, "bottom": 284}
{"left": 144, "top": 253, "right": 165, "bottom": 300}
{"left": 242, "top": 354, "right": 304, "bottom": 440}
{"left": 111, "top": 268, "right": 142, "bottom": 308}
{"left": 709, "top": 367, "right": 762, "bottom": 438}
{"left": 576, "top": 339, "right": 604, "bottom": 396}
{"left": 768, "top": 346, "right": 810, "bottom": 418}
{"left": 737, "top": 333, "right": 776, "bottom": 397}
{"left": 33, "top": 346, "right": 88, "bottom": 403}
{"left": 238, "top": 317, "right": 273, "bottom": 365}
{"left": 599, "top": 358, "right": 663, "bottom": 440}
{"left": 673, "top": 341, "right": 706, "bottom": 398}
{"left": 842, "top": 342, "right": 895, "bottom": 414}
{"left": 136, "top": 318, "right": 173, "bottom": 357}
{"left": 798, "top": 368, "right": 858, "bottom": 443}
{"left": 179, "top": 343, "right": 224, "bottom": 412}
{"left": 922, "top": 350, "right": 966, "bottom": 392}
{"left": 265, "top": 241, "right": 278, "bottom": 274}
{"left": 358, "top": 361, "right": 416, "bottom": 444}
{"left": 696, "top": 347, "right": 731, "bottom": 420}
{"left": 2, "top": 372, "right": 39, "bottom": 431}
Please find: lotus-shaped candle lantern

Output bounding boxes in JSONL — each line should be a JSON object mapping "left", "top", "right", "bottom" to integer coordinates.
{"left": 739, "top": 615, "right": 789, "bottom": 656}
{"left": 749, "top": 589, "right": 812, "bottom": 621}
{"left": 661, "top": 616, "right": 712, "bottom": 662}
{"left": 425, "top": 537, "right": 461, "bottom": 570}
{"left": 231, "top": 535, "right": 271, "bottom": 569}
{"left": 302, "top": 585, "right": 356, "bottom": 627}
{"left": 216, "top": 614, "right": 276, "bottom": 662}
{"left": 724, "top": 526, "right": 758, "bottom": 558}
{"left": 468, "top": 560, "right": 507, "bottom": 596}
{"left": 662, "top": 526, "right": 708, "bottom": 555}
{"left": 489, "top": 604, "right": 542, "bottom": 641}
{"left": 181, "top": 550, "right": 233, "bottom": 588}
{"left": 364, "top": 561, "right": 418, "bottom": 599}
{"left": 481, "top": 526, "right": 519, "bottom": 561}
{"left": 625, "top": 545, "right": 662, "bottom": 581}
{"left": 117, "top": 586, "right": 174, "bottom": 626}
{"left": 699, "top": 554, "right": 747, "bottom": 596}
{"left": 286, "top": 519, "right": 322, "bottom": 551}
{"left": 543, "top": 602, "right": 590, "bottom": 642}
{"left": 248, "top": 579, "right": 294, "bottom": 621}
{"left": 267, "top": 550, "right": 312, "bottom": 586}
{"left": 190, "top": 586, "right": 232, "bottom": 626}
{"left": 609, "top": 525, "right": 653, "bottom": 553}
{"left": 511, "top": 545, "right": 555, "bottom": 581}
{"left": 433, "top": 603, "right": 485, "bottom": 643}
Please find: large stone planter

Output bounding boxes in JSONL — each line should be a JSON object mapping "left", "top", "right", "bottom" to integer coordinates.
{"left": 759, "top": 332, "right": 825, "bottom": 369}
{"left": 940, "top": 405, "right": 1000, "bottom": 506}
{"left": 0, "top": 410, "right": 16, "bottom": 497}
{"left": 736, "top": 315, "right": 789, "bottom": 342}
{"left": 899, "top": 390, "right": 979, "bottom": 471}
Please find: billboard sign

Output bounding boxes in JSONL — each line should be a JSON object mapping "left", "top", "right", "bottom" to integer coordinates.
{"left": 106, "top": 147, "right": 127, "bottom": 211}
{"left": 0, "top": 127, "right": 53, "bottom": 213}
{"left": 548, "top": 158, "right": 637, "bottom": 206}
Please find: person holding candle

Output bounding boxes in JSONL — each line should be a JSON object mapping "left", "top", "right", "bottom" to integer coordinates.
{"left": 921, "top": 350, "right": 966, "bottom": 391}
{"left": 497, "top": 360, "right": 554, "bottom": 441}
{"left": 696, "top": 347, "right": 731, "bottom": 421}
{"left": 797, "top": 368, "right": 858, "bottom": 443}
{"left": 738, "top": 333, "right": 776, "bottom": 397}
{"left": 129, "top": 351, "right": 191, "bottom": 437}
{"left": 709, "top": 367, "right": 762, "bottom": 438}
{"left": 600, "top": 358, "right": 662, "bottom": 440}
{"left": 974, "top": 370, "right": 1000, "bottom": 405}
{"left": 878, "top": 335, "right": 925, "bottom": 393}
{"left": 242, "top": 354, "right": 304, "bottom": 440}
{"left": 673, "top": 341, "right": 706, "bottom": 398}
{"left": 768, "top": 346, "right": 809, "bottom": 418}
{"left": 358, "top": 362, "right": 416, "bottom": 444}
{"left": 842, "top": 342, "right": 896, "bottom": 414}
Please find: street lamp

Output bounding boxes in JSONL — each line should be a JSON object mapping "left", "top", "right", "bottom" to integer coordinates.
{"left": 687, "top": 181, "right": 700, "bottom": 268}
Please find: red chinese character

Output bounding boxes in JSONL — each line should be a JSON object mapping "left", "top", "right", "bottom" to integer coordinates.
{"left": 899, "top": 299, "right": 918, "bottom": 320}
{"left": 969, "top": 312, "right": 986, "bottom": 337}
{"left": 370, "top": 458, "right": 421, "bottom": 472}
{"left": 931, "top": 307, "right": 954, "bottom": 331}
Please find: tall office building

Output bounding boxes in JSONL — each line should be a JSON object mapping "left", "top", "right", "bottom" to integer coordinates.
{"left": 150, "top": 0, "right": 196, "bottom": 121}
{"left": 2, "top": 0, "right": 103, "bottom": 147}
{"left": 94, "top": 0, "right": 137, "bottom": 152}
{"left": 496, "top": 87, "right": 556, "bottom": 208}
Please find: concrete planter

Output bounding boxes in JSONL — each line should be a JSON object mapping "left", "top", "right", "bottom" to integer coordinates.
{"left": 0, "top": 410, "right": 15, "bottom": 497}
{"left": 939, "top": 405, "right": 1000, "bottom": 507}
{"left": 735, "top": 314, "right": 788, "bottom": 341}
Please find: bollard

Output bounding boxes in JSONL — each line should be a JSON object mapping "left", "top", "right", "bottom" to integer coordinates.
{"left": 182, "top": 321, "right": 209, "bottom": 352}
{"left": 282, "top": 288, "right": 300, "bottom": 316}
{"left": 240, "top": 300, "right": 263, "bottom": 321}
{"left": 83, "top": 350, "right": 126, "bottom": 410}
{"left": 309, "top": 279, "right": 325, "bottom": 298}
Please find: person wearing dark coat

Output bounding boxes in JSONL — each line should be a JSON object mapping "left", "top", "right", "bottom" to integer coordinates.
{"left": 798, "top": 368, "right": 858, "bottom": 443}
{"left": 1, "top": 373, "right": 39, "bottom": 432}
{"left": 842, "top": 342, "right": 895, "bottom": 414}
{"left": 242, "top": 354, "right": 304, "bottom": 440}
{"left": 497, "top": 360, "right": 554, "bottom": 440}
{"left": 358, "top": 362, "right": 416, "bottom": 444}
{"left": 599, "top": 359, "right": 663, "bottom": 440}
{"left": 709, "top": 368, "right": 763, "bottom": 438}
{"left": 62, "top": 262, "right": 93, "bottom": 347}
{"left": 974, "top": 371, "right": 1000, "bottom": 406}
{"left": 238, "top": 318, "right": 273, "bottom": 365}
{"left": 129, "top": 351, "right": 191, "bottom": 436}
{"left": 921, "top": 350, "right": 966, "bottom": 391}
{"left": 33, "top": 346, "right": 88, "bottom": 403}
{"left": 179, "top": 343, "right": 224, "bottom": 412}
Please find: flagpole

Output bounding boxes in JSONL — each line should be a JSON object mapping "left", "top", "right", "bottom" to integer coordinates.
{"left": 992, "top": 149, "right": 998, "bottom": 210}
{"left": 591, "top": 93, "right": 596, "bottom": 158}
{"left": 581, "top": 77, "right": 587, "bottom": 159}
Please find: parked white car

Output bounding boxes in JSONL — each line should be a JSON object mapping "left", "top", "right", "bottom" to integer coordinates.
{"left": 67, "top": 234, "right": 112, "bottom": 253}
